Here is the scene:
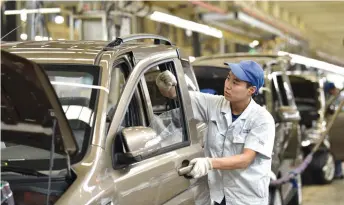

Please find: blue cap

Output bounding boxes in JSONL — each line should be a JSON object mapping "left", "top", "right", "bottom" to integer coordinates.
{"left": 224, "top": 60, "right": 264, "bottom": 95}
{"left": 324, "top": 82, "right": 335, "bottom": 93}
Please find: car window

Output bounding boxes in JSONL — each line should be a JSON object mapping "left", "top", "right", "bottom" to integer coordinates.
{"left": 144, "top": 62, "right": 187, "bottom": 148}
{"left": 193, "top": 66, "right": 228, "bottom": 95}
{"left": 1, "top": 64, "right": 100, "bottom": 164}
{"left": 107, "top": 61, "right": 143, "bottom": 130}
{"left": 116, "top": 61, "right": 187, "bottom": 152}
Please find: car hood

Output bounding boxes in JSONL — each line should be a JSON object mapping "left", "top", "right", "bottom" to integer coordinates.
{"left": 1, "top": 50, "right": 78, "bottom": 156}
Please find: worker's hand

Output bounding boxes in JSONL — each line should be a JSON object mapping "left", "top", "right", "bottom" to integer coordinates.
{"left": 156, "top": 70, "right": 177, "bottom": 98}
{"left": 187, "top": 158, "right": 213, "bottom": 178}
{"left": 156, "top": 70, "right": 177, "bottom": 92}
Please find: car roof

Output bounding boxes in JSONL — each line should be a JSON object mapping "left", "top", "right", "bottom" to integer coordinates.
{"left": 193, "top": 53, "right": 291, "bottom": 69}
{"left": 1, "top": 40, "right": 178, "bottom": 65}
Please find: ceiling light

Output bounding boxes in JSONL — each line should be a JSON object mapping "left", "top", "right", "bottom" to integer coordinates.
{"left": 249, "top": 40, "right": 259, "bottom": 48}
{"left": 54, "top": 15, "right": 64, "bottom": 24}
{"left": 35, "top": 36, "right": 42, "bottom": 41}
{"left": 20, "top": 12, "right": 27, "bottom": 22}
{"left": 149, "top": 11, "right": 223, "bottom": 38}
{"left": 4, "top": 8, "right": 61, "bottom": 15}
{"left": 203, "top": 11, "right": 301, "bottom": 45}
{"left": 185, "top": 30, "right": 192, "bottom": 37}
{"left": 207, "top": 21, "right": 261, "bottom": 39}
{"left": 278, "top": 51, "right": 344, "bottom": 75}
{"left": 34, "top": 36, "right": 53, "bottom": 41}
{"left": 20, "top": 33, "right": 27, "bottom": 40}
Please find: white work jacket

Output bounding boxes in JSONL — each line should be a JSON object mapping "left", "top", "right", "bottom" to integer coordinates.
{"left": 190, "top": 91, "right": 275, "bottom": 205}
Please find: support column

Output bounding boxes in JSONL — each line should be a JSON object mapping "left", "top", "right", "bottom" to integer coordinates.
{"left": 220, "top": 37, "right": 225, "bottom": 54}
{"left": 1, "top": 1, "right": 17, "bottom": 41}
{"left": 192, "top": 32, "right": 201, "bottom": 57}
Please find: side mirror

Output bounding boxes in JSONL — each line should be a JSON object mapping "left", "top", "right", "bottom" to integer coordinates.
{"left": 278, "top": 106, "right": 301, "bottom": 122}
{"left": 112, "top": 126, "right": 161, "bottom": 168}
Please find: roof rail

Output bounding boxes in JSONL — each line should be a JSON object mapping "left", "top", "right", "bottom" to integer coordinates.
{"left": 105, "top": 33, "right": 173, "bottom": 48}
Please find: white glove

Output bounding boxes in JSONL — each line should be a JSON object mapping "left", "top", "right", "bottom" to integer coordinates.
{"left": 156, "top": 70, "right": 177, "bottom": 92}
{"left": 187, "top": 158, "right": 213, "bottom": 178}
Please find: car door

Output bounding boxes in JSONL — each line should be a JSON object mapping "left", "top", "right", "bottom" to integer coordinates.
{"left": 273, "top": 73, "right": 301, "bottom": 160}
{"left": 271, "top": 72, "right": 301, "bottom": 202}
{"left": 106, "top": 51, "right": 206, "bottom": 205}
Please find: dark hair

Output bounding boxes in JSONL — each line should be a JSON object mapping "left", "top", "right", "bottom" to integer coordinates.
{"left": 246, "top": 81, "right": 253, "bottom": 88}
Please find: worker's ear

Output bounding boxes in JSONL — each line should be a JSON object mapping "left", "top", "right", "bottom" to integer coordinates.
{"left": 248, "top": 86, "right": 256, "bottom": 96}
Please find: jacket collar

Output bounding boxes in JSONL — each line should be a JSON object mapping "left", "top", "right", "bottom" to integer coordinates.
{"left": 220, "top": 97, "right": 257, "bottom": 120}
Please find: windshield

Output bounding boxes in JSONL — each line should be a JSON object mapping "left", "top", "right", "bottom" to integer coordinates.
{"left": 1, "top": 64, "right": 100, "bottom": 168}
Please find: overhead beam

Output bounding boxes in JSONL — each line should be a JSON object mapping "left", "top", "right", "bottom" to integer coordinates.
{"left": 233, "top": 0, "right": 344, "bottom": 61}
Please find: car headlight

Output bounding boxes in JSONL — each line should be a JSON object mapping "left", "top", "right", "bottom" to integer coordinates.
{"left": 301, "top": 139, "right": 311, "bottom": 147}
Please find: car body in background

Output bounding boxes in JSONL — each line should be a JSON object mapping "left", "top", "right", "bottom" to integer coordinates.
{"left": 287, "top": 64, "right": 340, "bottom": 184}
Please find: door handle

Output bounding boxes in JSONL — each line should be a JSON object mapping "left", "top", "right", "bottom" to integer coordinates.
{"left": 178, "top": 165, "right": 194, "bottom": 176}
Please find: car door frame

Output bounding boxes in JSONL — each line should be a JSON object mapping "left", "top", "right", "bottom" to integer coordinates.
{"left": 106, "top": 50, "right": 204, "bottom": 204}
{"left": 271, "top": 71, "right": 302, "bottom": 203}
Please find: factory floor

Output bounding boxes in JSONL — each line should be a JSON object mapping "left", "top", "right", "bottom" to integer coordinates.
{"left": 303, "top": 163, "right": 344, "bottom": 205}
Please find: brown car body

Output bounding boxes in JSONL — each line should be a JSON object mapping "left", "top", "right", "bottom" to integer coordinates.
{"left": 1, "top": 34, "right": 208, "bottom": 205}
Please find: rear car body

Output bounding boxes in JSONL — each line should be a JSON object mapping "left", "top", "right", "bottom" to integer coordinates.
{"left": 287, "top": 70, "right": 336, "bottom": 184}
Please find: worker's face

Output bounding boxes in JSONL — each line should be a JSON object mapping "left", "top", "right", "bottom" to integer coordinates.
{"left": 329, "top": 88, "right": 338, "bottom": 95}
{"left": 224, "top": 71, "right": 256, "bottom": 102}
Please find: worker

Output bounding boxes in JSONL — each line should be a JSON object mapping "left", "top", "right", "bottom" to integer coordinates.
{"left": 156, "top": 60, "right": 275, "bottom": 205}
{"left": 324, "top": 81, "right": 343, "bottom": 180}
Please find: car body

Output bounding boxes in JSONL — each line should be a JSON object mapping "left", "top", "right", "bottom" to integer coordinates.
{"left": 1, "top": 34, "right": 208, "bottom": 205}
{"left": 192, "top": 53, "right": 303, "bottom": 205}
{"left": 286, "top": 68, "right": 336, "bottom": 184}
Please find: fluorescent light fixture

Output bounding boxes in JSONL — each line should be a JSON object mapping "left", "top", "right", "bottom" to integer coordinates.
{"left": 203, "top": 11, "right": 301, "bottom": 45}
{"left": 34, "top": 36, "right": 43, "bottom": 41}
{"left": 208, "top": 20, "right": 261, "bottom": 39}
{"left": 54, "top": 15, "right": 64, "bottom": 24}
{"left": 238, "top": 12, "right": 301, "bottom": 46}
{"left": 4, "top": 8, "right": 61, "bottom": 15}
{"left": 20, "top": 33, "right": 27, "bottom": 40}
{"left": 249, "top": 40, "right": 259, "bottom": 48}
{"left": 202, "top": 12, "right": 236, "bottom": 22}
{"left": 149, "top": 11, "right": 223, "bottom": 38}
{"left": 35, "top": 36, "right": 53, "bottom": 41}
{"left": 238, "top": 12, "right": 283, "bottom": 36}
{"left": 20, "top": 12, "right": 27, "bottom": 22}
{"left": 278, "top": 51, "right": 344, "bottom": 76}
{"left": 185, "top": 29, "right": 192, "bottom": 37}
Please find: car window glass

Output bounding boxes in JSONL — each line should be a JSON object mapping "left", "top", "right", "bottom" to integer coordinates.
{"left": 1, "top": 64, "right": 100, "bottom": 164}
{"left": 107, "top": 62, "right": 133, "bottom": 130}
{"left": 116, "top": 61, "right": 187, "bottom": 153}
{"left": 144, "top": 63, "right": 187, "bottom": 148}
